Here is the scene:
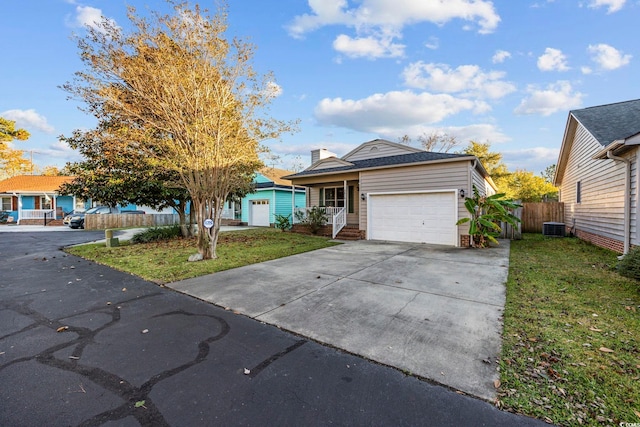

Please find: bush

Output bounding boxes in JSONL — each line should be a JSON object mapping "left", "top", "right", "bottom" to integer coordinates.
{"left": 131, "top": 225, "right": 182, "bottom": 244}
{"left": 618, "top": 246, "right": 640, "bottom": 280}
{"left": 274, "top": 213, "right": 291, "bottom": 231}
{"left": 295, "top": 206, "right": 328, "bottom": 235}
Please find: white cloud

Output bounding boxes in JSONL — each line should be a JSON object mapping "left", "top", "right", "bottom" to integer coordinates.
{"left": 314, "top": 90, "right": 489, "bottom": 133}
{"left": 514, "top": 81, "right": 583, "bottom": 116}
{"left": 392, "top": 124, "right": 510, "bottom": 145}
{"left": 492, "top": 50, "right": 511, "bottom": 64}
{"left": 401, "top": 62, "right": 516, "bottom": 99}
{"left": 502, "top": 147, "right": 560, "bottom": 173}
{"left": 425, "top": 37, "right": 439, "bottom": 50}
{"left": 66, "top": 5, "right": 117, "bottom": 32}
{"left": 588, "top": 0, "right": 626, "bottom": 13}
{"left": 287, "top": 0, "right": 501, "bottom": 59}
{"left": 537, "top": 48, "right": 570, "bottom": 72}
{"left": 587, "top": 43, "right": 632, "bottom": 70}
{"left": 1, "top": 109, "right": 54, "bottom": 133}
{"left": 581, "top": 66, "right": 593, "bottom": 75}
{"left": 288, "top": 0, "right": 501, "bottom": 35}
{"left": 333, "top": 33, "right": 405, "bottom": 59}
{"left": 265, "top": 82, "right": 283, "bottom": 98}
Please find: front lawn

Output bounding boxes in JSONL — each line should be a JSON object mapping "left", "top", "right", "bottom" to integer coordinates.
{"left": 499, "top": 234, "right": 640, "bottom": 426}
{"left": 65, "top": 228, "right": 339, "bottom": 284}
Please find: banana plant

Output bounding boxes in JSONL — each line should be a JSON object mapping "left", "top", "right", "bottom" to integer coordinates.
{"left": 457, "top": 185, "right": 521, "bottom": 247}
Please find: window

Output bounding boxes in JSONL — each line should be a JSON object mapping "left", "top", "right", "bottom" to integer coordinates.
{"left": 1, "top": 197, "right": 11, "bottom": 211}
{"left": 320, "top": 186, "right": 355, "bottom": 213}
{"left": 40, "top": 196, "right": 52, "bottom": 210}
{"left": 576, "top": 181, "right": 581, "bottom": 204}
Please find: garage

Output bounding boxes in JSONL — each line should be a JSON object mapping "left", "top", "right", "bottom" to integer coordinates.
{"left": 249, "top": 199, "right": 270, "bottom": 226}
{"left": 368, "top": 191, "right": 457, "bottom": 245}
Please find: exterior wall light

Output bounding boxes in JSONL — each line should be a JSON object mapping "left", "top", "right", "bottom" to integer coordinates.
{"left": 360, "top": 193, "right": 366, "bottom": 201}
{"left": 460, "top": 189, "right": 465, "bottom": 198}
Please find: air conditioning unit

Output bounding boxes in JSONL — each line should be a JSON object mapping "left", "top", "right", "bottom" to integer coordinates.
{"left": 543, "top": 222, "right": 565, "bottom": 237}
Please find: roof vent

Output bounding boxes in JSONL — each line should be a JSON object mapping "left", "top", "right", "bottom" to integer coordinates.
{"left": 542, "top": 222, "right": 565, "bottom": 237}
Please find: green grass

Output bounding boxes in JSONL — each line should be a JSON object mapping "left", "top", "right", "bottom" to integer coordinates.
{"left": 65, "top": 228, "right": 339, "bottom": 284}
{"left": 499, "top": 234, "right": 640, "bottom": 426}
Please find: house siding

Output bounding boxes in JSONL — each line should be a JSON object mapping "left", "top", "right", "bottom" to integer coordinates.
{"left": 359, "top": 162, "right": 470, "bottom": 235}
{"left": 241, "top": 188, "right": 304, "bottom": 225}
{"left": 343, "top": 142, "right": 418, "bottom": 161}
{"left": 560, "top": 124, "right": 631, "bottom": 248}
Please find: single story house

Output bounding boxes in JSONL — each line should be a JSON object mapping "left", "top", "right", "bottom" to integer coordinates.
{"left": 554, "top": 99, "right": 640, "bottom": 254}
{"left": 0, "top": 175, "right": 79, "bottom": 224}
{"left": 238, "top": 167, "right": 305, "bottom": 227}
{"left": 285, "top": 139, "right": 496, "bottom": 246}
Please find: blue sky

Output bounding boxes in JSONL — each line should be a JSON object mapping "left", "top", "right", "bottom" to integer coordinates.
{"left": 1, "top": 0, "right": 638, "bottom": 175}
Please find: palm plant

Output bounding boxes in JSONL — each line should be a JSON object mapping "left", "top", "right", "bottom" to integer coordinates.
{"left": 457, "top": 185, "right": 521, "bottom": 248}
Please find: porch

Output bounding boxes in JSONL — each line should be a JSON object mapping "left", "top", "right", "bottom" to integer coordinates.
{"left": 293, "top": 206, "right": 362, "bottom": 240}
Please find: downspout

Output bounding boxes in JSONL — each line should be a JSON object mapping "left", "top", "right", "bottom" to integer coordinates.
{"left": 291, "top": 184, "right": 295, "bottom": 225}
{"left": 607, "top": 151, "right": 631, "bottom": 255}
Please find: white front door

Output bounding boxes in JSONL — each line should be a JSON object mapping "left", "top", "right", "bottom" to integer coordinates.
{"left": 250, "top": 200, "right": 270, "bottom": 226}
{"left": 368, "top": 192, "right": 457, "bottom": 245}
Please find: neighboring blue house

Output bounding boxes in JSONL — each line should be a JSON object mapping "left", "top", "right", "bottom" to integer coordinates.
{"left": 0, "top": 175, "right": 78, "bottom": 224}
{"left": 239, "top": 167, "right": 305, "bottom": 227}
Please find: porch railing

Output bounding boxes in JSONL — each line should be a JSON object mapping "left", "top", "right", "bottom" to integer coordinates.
{"left": 293, "top": 206, "right": 346, "bottom": 238}
{"left": 293, "top": 206, "right": 342, "bottom": 224}
{"left": 332, "top": 207, "right": 346, "bottom": 239}
{"left": 20, "top": 209, "right": 54, "bottom": 220}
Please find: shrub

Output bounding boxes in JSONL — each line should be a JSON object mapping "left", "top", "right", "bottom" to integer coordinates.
{"left": 618, "top": 246, "right": 640, "bottom": 280}
{"left": 293, "top": 207, "right": 328, "bottom": 235}
{"left": 131, "top": 225, "right": 182, "bottom": 244}
{"left": 274, "top": 213, "right": 292, "bottom": 231}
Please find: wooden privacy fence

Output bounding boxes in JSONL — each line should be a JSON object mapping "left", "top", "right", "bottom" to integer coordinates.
{"left": 521, "top": 202, "right": 564, "bottom": 233}
{"left": 85, "top": 213, "right": 180, "bottom": 230}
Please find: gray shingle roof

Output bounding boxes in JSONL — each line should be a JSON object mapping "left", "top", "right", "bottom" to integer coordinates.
{"left": 571, "top": 99, "right": 640, "bottom": 147}
{"left": 286, "top": 151, "right": 471, "bottom": 178}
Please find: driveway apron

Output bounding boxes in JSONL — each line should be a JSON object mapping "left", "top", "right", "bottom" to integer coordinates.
{"left": 168, "top": 239, "right": 510, "bottom": 401}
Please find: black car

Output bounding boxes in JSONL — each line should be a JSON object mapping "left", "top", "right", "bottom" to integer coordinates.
{"left": 68, "top": 206, "right": 120, "bottom": 229}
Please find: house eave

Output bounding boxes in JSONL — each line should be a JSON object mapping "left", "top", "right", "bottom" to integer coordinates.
{"left": 287, "top": 156, "right": 477, "bottom": 182}
{"left": 592, "top": 140, "right": 627, "bottom": 160}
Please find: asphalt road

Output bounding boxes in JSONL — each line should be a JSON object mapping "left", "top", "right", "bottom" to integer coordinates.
{"left": 0, "top": 231, "right": 547, "bottom": 426}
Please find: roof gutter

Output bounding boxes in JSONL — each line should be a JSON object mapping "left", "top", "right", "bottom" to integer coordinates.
{"left": 606, "top": 149, "right": 631, "bottom": 255}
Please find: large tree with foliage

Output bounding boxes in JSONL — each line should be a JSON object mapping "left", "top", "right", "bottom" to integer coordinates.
{"left": 63, "top": 1, "right": 296, "bottom": 259}
{"left": 0, "top": 117, "right": 32, "bottom": 179}
{"left": 461, "top": 141, "right": 510, "bottom": 181}
{"left": 59, "top": 121, "right": 195, "bottom": 236}
{"left": 499, "top": 169, "right": 558, "bottom": 202}
{"left": 460, "top": 141, "right": 558, "bottom": 201}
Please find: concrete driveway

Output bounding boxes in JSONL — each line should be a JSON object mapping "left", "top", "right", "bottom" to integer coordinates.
{"left": 168, "top": 239, "right": 510, "bottom": 401}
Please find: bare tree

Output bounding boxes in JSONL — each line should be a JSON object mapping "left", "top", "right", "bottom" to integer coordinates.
{"left": 418, "top": 131, "right": 459, "bottom": 153}
{"left": 63, "top": 1, "right": 297, "bottom": 260}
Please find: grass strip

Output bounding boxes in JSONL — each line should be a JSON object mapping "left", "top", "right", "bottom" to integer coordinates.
{"left": 65, "top": 227, "right": 339, "bottom": 284}
{"left": 499, "top": 233, "right": 640, "bottom": 426}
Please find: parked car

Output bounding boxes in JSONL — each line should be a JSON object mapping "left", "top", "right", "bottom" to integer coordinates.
{"left": 68, "top": 206, "right": 119, "bottom": 229}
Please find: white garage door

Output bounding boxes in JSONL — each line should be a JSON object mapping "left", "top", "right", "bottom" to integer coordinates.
{"left": 369, "top": 192, "right": 457, "bottom": 245}
{"left": 250, "top": 200, "right": 270, "bottom": 226}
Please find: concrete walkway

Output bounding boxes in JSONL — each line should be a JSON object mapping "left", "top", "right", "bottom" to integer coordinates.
{"left": 168, "top": 239, "right": 510, "bottom": 401}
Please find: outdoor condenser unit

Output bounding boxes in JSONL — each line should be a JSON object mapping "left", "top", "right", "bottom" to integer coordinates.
{"left": 542, "top": 222, "right": 566, "bottom": 237}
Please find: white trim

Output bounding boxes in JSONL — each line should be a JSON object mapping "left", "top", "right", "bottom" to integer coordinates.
{"left": 366, "top": 189, "right": 459, "bottom": 245}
